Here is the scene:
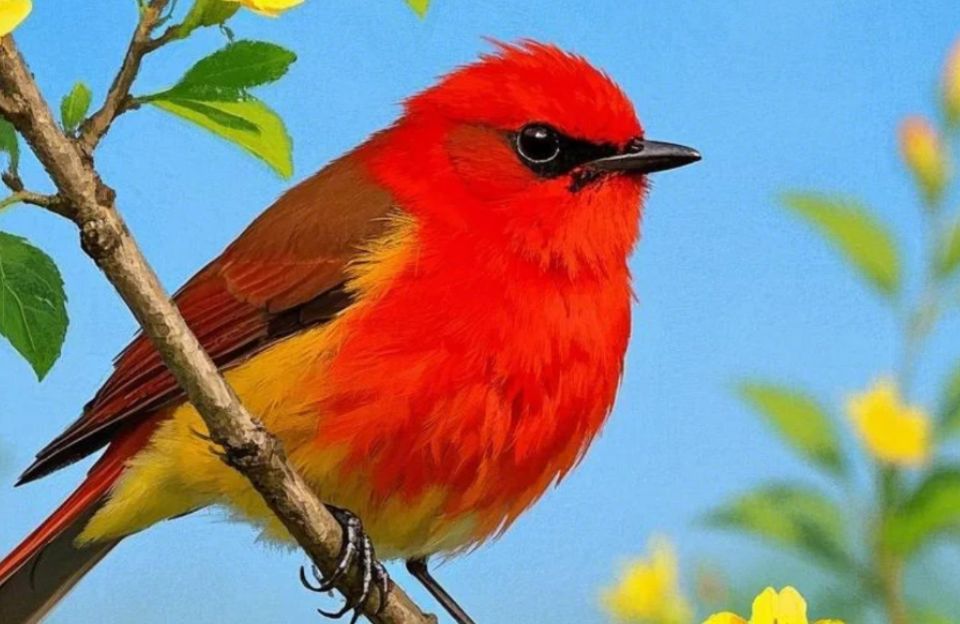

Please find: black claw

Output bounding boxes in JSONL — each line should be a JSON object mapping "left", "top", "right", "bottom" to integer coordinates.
{"left": 304, "top": 505, "right": 392, "bottom": 621}
{"left": 349, "top": 608, "right": 364, "bottom": 624}
{"left": 318, "top": 603, "right": 355, "bottom": 619}
{"left": 300, "top": 565, "right": 323, "bottom": 592}
{"left": 189, "top": 426, "right": 213, "bottom": 442}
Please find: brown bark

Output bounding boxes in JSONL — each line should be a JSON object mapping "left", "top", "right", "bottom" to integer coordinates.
{"left": 0, "top": 11, "right": 434, "bottom": 624}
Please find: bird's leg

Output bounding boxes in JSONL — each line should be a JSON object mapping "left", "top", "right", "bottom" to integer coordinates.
{"left": 405, "top": 558, "right": 476, "bottom": 624}
{"left": 299, "top": 505, "right": 391, "bottom": 623}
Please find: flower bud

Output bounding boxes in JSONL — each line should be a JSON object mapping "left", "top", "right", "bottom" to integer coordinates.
{"left": 899, "top": 116, "right": 949, "bottom": 205}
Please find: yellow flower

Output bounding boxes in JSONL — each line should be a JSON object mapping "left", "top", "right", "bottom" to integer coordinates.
{"left": 848, "top": 378, "right": 931, "bottom": 467}
{"left": 703, "top": 586, "right": 842, "bottom": 624}
{"left": 899, "top": 116, "right": 949, "bottom": 203}
{"left": 944, "top": 39, "right": 960, "bottom": 128}
{"left": 225, "top": 0, "right": 304, "bottom": 17}
{"left": 0, "top": 0, "right": 31, "bottom": 36}
{"left": 601, "top": 536, "right": 693, "bottom": 624}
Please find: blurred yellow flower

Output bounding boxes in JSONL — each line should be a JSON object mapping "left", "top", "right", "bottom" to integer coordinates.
{"left": 703, "top": 586, "right": 842, "bottom": 624}
{"left": 944, "top": 39, "right": 960, "bottom": 128}
{"left": 601, "top": 536, "right": 693, "bottom": 624}
{"left": 0, "top": 0, "right": 31, "bottom": 36}
{"left": 899, "top": 116, "right": 949, "bottom": 203}
{"left": 848, "top": 378, "right": 931, "bottom": 467}
{"left": 225, "top": 0, "right": 303, "bottom": 17}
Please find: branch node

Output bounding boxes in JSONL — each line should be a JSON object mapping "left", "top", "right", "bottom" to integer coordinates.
{"left": 79, "top": 218, "right": 122, "bottom": 258}
{"left": 94, "top": 180, "right": 116, "bottom": 206}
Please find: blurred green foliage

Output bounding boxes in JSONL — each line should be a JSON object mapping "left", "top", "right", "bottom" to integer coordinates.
{"left": 604, "top": 33, "right": 960, "bottom": 624}
{"left": 707, "top": 38, "right": 960, "bottom": 624}
{"left": 406, "top": 0, "right": 431, "bottom": 18}
{"left": 738, "top": 383, "right": 845, "bottom": 475}
{"left": 781, "top": 193, "right": 902, "bottom": 297}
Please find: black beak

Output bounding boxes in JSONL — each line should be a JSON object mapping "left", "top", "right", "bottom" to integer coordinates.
{"left": 586, "top": 139, "right": 701, "bottom": 174}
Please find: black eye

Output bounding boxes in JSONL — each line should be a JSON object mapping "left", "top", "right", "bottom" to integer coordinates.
{"left": 509, "top": 123, "right": 619, "bottom": 186}
{"left": 516, "top": 124, "right": 560, "bottom": 163}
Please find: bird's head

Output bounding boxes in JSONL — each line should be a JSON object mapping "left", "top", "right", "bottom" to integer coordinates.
{"left": 364, "top": 41, "right": 700, "bottom": 276}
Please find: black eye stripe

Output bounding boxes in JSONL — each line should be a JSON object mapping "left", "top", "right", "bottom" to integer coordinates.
{"left": 510, "top": 123, "right": 618, "bottom": 179}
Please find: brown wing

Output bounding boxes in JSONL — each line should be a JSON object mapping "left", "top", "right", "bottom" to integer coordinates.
{"left": 18, "top": 149, "right": 395, "bottom": 484}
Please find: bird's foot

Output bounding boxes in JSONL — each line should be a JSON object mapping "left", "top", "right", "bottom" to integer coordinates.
{"left": 299, "top": 505, "right": 391, "bottom": 623}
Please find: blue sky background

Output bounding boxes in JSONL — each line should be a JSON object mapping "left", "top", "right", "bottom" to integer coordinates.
{"left": 2, "top": 1, "right": 960, "bottom": 622}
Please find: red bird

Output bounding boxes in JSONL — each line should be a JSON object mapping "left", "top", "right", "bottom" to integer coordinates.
{"left": 0, "top": 41, "right": 698, "bottom": 623}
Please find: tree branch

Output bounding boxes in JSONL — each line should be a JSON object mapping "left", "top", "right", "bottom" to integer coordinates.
{"left": 0, "top": 26, "right": 434, "bottom": 624}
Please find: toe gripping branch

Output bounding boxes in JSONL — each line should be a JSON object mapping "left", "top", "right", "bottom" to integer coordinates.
{"left": 300, "top": 505, "right": 392, "bottom": 624}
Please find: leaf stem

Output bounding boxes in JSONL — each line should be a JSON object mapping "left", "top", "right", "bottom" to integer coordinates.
{"left": 897, "top": 209, "right": 943, "bottom": 397}
{"left": 868, "top": 464, "right": 909, "bottom": 624}
{"left": 876, "top": 544, "right": 910, "bottom": 624}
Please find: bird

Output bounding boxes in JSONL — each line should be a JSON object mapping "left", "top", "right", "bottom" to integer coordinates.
{"left": 0, "top": 40, "right": 699, "bottom": 624}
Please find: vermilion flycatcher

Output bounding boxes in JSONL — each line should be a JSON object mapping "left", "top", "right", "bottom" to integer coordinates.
{"left": 0, "top": 41, "right": 699, "bottom": 623}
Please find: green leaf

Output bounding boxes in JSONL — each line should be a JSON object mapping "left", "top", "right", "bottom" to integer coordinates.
{"left": 704, "top": 483, "right": 852, "bottom": 570}
{"left": 739, "top": 382, "right": 845, "bottom": 475}
{"left": 60, "top": 82, "right": 92, "bottom": 133}
{"left": 405, "top": 0, "right": 430, "bottom": 17}
{"left": 180, "top": 0, "right": 240, "bottom": 38}
{"left": 138, "top": 41, "right": 296, "bottom": 177}
{"left": 939, "top": 362, "right": 960, "bottom": 438}
{"left": 0, "top": 232, "right": 68, "bottom": 380}
{"left": 782, "top": 192, "right": 901, "bottom": 297}
{"left": 884, "top": 468, "right": 960, "bottom": 555}
{"left": 149, "top": 97, "right": 292, "bottom": 178}
{"left": 0, "top": 119, "right": 19, "bottom": 170}
{"left": 937, "top": 217, "right": 960, "bottom": 280}
{"left": 909, "top": 607, "right": 957, "bottom": 624}
{"left": 159, "top": 40, "right": 296, "bottom": 101}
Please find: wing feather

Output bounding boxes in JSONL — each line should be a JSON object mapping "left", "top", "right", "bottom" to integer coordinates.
{"left": 19, "top": 149, "right": 395, "bottom": 483}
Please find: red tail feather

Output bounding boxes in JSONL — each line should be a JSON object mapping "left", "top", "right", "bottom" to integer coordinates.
{"left": 0, "top": 419, "right": 157, "bottom": 588}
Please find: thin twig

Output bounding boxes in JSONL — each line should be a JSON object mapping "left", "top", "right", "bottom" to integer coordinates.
{"left": 0, "top": 192, "right": 22, "bottom": 211}
{"left": 76, "top": 0, "right": 172, "bottom": 155}
{"left": 145, "top": 21, "right": 186, "bottom": 53}
{"left": 0, "top": 169, "right": 66, "bottom": 215}
{"left": 0, "top": 190, "right": 65, "bottom": 214}
{"left": 0, "top": 24, "right": 434, "bottom": 624}
{"left": 1, "top": 168, "right": 23, "bottom": 191}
